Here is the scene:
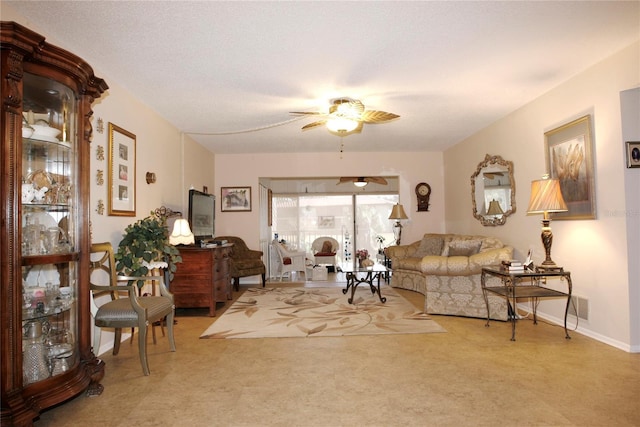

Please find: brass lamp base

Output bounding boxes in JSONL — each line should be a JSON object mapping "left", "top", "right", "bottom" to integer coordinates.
{"left": 536, "top": 264, "right": 564, "bottom": 273}
{"left": 538, "top": 218, "right": 562, "bottom": 272}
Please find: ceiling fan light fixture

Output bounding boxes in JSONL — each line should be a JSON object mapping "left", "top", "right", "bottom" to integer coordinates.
{"left": 326, "top": 117, "right": 359, "bottom": 133}
{"left": 354, "top": 178, "right": 368, "bottom": 187}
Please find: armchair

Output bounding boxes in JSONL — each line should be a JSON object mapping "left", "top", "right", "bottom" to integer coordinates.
{"left": 214, "top": 236, "right": 266, "bottom": 290}
{"left": 89, "top": 242, "right": 176, "bottom": 376}
{"left": 311, "top": 237, "right": 339, "bottom": 268}
{"left": 273, "top": 242, "right": 307, "bottom": 281}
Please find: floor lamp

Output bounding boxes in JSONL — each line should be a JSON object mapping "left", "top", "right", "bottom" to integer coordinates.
{"left": 526, "top": 175, "right": 567, "bottom": 270}
{"left": 389, "top": 203, "right": 408, "bottom": 245}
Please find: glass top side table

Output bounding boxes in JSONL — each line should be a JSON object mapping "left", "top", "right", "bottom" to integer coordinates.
{"left": 481, "top": 266, "right": 572, "bottom": 341}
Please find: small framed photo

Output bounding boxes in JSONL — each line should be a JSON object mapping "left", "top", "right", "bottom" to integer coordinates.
{"left": 108, "top": 123, "right": 136, "bottom": 216}
{"left": 626, "top": 141, "right": 640, "bottom": 168}
{"left": 221, "top": 186, "right": 251, "bottom": 212}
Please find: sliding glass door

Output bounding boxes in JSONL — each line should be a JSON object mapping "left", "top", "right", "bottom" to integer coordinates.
{"left": 272, "top": 193, "right": 398, "bottom": 268}
{"left": 354, "top": 194, "right": 398, "bottom": 264}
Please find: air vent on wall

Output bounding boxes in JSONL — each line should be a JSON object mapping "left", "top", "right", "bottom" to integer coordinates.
{"left": 568, "top": 295, "right": 589, "bottom": 321}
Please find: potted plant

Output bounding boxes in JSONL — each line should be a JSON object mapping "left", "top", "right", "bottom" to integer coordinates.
{"left": 114, "top": 211, "right": 182, "bottom": 288}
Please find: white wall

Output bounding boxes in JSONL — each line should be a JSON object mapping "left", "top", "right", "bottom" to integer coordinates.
{"left": 89, "top": 83, "right": 183, "bottom": 245}
{"left": 621, "top": 87, "right": 640, "bottom": 351}
{"left": 444, "top": 42, "right": 640, "bottom": 351}
{"left": 214, "top": 151, "right": 445, "bottom": 249}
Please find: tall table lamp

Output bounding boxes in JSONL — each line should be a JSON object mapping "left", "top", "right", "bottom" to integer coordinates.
{"left": 389, "top": 203, "right": 408, "bottom": 245}
{"left": 527, "top": 175, "right": 567, "bottom": 270}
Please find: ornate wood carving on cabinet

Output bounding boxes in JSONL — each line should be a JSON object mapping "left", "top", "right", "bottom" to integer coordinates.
{"left": 1, "top": 22, "right": 108, "bottom": 425}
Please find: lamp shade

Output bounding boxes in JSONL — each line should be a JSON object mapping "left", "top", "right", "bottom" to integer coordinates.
{"left": 169, "top": 218, "right": 194, "bottom": 245}
{"left": 527, "top": 176, "right": 568, "bottom": 214}
{"left": 388, "top": 203, "right": 408, "bottom": 220}
{"left": 486, "top": 199, "right": 504, "bottom": 216}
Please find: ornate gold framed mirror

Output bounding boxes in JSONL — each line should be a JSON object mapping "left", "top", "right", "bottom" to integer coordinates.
{"left": 471, "top": 154, "right": 515, "bottom": 226}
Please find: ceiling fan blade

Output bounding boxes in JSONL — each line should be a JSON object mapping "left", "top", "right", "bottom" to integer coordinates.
{"left": 361, "top": 110, "right": 400, "bottom": 123}
{"left": 301, "top": 120, "right": 326, "bottom": 131}
{"left": 338, "top": 177, "right": 358, "bottom": 184}
{"left": 347, "top": 99, "right": 365, "bottom": 115}
{"left": 483, "top": 172, "right": 505, "bottom": 179}
{"left": 337, "top": 176, "right": 388, "bottom": 185}
{"left": 366, "top": 177, "right": 388, "bottom": 185}
{"left": 290, "top": 111, "right": 323, "bottom": 115}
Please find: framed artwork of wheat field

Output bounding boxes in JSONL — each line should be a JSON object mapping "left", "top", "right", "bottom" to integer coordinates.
{"left": 544, "top": 115, "right": 595, "bottom": 220}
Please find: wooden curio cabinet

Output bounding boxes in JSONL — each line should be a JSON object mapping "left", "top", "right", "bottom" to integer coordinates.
{"left": 1, "top": 22, "right": 108, "bottom": 425}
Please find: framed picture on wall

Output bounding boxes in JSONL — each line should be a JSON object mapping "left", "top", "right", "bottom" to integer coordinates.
{"left": 107, "top": 123, "right": 136, "bottom": 216}
{"left": 626, "top": 141, "right": 640, "bottom": 168}
{"left": 221, "top": 186, "right": 251, "bottom": 212}
{"left": 544, "top": 115, "right": 596, "bottom": 220}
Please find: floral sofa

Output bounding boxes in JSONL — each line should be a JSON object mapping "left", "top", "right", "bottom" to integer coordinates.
{"left": 385, "top": 233, "right": 513, "bottom": 320}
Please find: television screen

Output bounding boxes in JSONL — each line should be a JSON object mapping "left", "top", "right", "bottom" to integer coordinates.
{"left": 188, "top": 189, "right": 215, "bottom": 243}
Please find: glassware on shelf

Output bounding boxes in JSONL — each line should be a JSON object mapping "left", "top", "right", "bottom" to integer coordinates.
{"left": 22, "top": 320, "right": 50, "bottom": 384}
{"left": 43, "top": 227, "right": 68, "bottom": 254}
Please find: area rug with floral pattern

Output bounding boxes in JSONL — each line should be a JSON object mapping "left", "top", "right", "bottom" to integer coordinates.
{"left": 200, "top": 286, "right": 446, "bottom": 339}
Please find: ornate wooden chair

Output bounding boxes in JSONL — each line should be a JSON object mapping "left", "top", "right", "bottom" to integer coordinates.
{"left": 89, "top": 242, "right": 176, "bottom": 376}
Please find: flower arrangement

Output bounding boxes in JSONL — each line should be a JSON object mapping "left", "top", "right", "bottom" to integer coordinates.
{"left": 356, "top": 249, "right": 369, "bottom": 260}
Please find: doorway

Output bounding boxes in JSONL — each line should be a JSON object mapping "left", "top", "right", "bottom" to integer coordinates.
{"left": 271, "top": 193, "right": 398, "bottom": 268}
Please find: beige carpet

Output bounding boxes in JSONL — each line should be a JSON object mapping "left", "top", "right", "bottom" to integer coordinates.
{"left": 200, "top": 286, "right": 446, "bottom": 338}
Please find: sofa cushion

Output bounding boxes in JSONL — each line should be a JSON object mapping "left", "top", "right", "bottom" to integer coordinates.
{"left": 479, "top": 236, "right": 504, "bottom": 251}
{"left": 395, "top": 257, "right": 423, "bottom": 271}
{"left": 441, "top": 239, "right": 482, "bottom": 257}
{"left": 414, "top": 236, "right": 444, "bottom": 258}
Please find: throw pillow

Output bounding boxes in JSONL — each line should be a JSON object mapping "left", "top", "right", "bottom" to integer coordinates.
{"left": 441, "top": 239, "right": 482, "bottom": 257}
{"left": 414, "top": 236, "right": 444, "bottom": 257}
{"left": 320, "top": 240, "right": 333, "bottom": 254}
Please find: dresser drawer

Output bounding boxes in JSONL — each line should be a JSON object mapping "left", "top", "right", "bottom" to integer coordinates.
{"left": 171, "top": 244, "right": 233, "bottom": 316}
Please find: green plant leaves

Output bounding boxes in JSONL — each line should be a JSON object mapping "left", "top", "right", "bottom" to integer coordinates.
{"left": 115, "top": 211, "right": 182, "bottom": 287}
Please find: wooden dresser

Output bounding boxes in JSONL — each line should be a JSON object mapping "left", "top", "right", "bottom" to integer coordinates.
{"left": 171, "top": 244, "right": 233, "bottom": 316}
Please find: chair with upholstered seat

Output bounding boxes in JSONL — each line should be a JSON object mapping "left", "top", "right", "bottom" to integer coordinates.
{"left": 214, "top": 236, "right": 266, "bottom": 291}
{"left": 273, "top": 242, "right": 307, "bottom": 281}
{"left": 89, "top": 242, "right": 176, "bottom": 376}
{"left": 311, "top": 237, "right": 339, "bottom": 269}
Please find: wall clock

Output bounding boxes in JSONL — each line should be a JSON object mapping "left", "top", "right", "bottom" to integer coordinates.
{"left": 415, "top": 182, "right": 431, "bottom": 212}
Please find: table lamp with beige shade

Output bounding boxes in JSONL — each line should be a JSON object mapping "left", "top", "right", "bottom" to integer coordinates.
{"left": 527, "top": 175, "right": 568, "bottom": 270}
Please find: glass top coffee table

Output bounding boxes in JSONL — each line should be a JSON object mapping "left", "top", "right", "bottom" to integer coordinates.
{"left": 341, "top": 264, "right": 389, "bottom": 304}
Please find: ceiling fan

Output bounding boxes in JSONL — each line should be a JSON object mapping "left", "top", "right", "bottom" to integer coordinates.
{"left": 290, "top": 97, "right": 400, "bottom": 136}
{"left": 483, "top": 172, "right": 505, "bottom": 179}
{"left": 338, "top": 176, "right": 388, "bottom": 187}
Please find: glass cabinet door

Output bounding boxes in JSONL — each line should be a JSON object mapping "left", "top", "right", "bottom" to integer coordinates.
{"left": 21, "top": 72, "right": 78, "bottom": 384}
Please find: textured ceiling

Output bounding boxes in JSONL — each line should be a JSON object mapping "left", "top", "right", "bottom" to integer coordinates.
{"left": 5, "top": 1, "right": 639, "bottom": 154}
